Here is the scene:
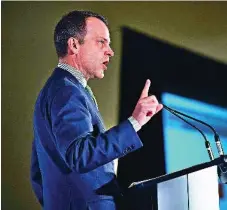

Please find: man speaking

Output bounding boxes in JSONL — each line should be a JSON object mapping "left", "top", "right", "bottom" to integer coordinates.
{"left": 31, "top": 10, "right": 163, "bottom": 210}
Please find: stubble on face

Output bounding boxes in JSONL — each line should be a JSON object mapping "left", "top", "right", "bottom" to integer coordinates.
{"left": 76, "top": 17, "right": 113, "bottom": 80}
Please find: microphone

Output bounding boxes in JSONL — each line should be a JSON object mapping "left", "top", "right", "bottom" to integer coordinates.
{"left": 162, "top": 104, "right": 215, "bottom": 161}
{"left": 162, "top": 104, "right": 227, "bottom": 184}
{"left": 162, "top": 104, "right": 225, "bottom": 157}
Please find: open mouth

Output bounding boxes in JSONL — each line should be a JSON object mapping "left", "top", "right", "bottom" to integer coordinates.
{"left": 103, "top": 61, "right": 109, "bottom": 67}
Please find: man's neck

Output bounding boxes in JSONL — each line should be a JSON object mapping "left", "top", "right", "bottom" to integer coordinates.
{"left": 58, "top": 57, "right": 89, "bottom": 81}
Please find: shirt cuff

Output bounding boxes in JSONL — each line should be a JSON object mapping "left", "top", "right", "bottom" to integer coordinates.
{"left": 128, "top": 116, "right": 141, "bottom": 132}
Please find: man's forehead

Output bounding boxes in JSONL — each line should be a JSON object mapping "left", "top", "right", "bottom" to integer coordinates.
{"left": 85, "top": 17, "right": 110, "bottom": 41}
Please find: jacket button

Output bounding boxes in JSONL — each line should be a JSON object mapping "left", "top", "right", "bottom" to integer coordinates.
{"left": 123, "top": 147, "right": 131, "bottom": 155}
{"left": 130, "top": 144, "right": 135, "bottom": 150}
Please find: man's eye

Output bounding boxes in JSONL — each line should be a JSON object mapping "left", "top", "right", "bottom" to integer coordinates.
{"left": 99, "top": 40, "right": 105, "bottom": 44}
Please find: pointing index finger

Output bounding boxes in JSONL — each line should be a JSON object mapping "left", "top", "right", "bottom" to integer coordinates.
{"left": 140, "top": 79, "right": 151, "bottom": 99}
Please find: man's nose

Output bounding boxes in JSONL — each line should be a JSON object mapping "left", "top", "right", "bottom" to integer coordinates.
{"left": 105, "top": 46, "right": 114, "bottom": 57}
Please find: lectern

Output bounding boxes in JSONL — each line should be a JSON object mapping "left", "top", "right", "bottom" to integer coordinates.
{"left": 126, "top": 155, "right": 227, "bottom": 210}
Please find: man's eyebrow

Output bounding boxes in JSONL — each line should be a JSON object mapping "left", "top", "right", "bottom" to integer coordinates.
{"left": 99, "top": 37, "right": 111, "bottom": 44}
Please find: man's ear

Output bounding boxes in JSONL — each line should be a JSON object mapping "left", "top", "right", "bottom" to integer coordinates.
{"left": 67, "top": 37, "right": 80, "bottom": 54}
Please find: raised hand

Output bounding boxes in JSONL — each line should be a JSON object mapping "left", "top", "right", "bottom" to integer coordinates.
{"left": 132, "top": 79, "right": 163, "bottom": 127}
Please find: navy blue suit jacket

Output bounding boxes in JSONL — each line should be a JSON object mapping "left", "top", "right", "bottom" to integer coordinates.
{"left": 31, "top": 68, "right": 143, "bottom": 210}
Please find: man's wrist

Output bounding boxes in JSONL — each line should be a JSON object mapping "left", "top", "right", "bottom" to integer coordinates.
{"left": 128, "top": 116, "right": 141, "bottom": 132}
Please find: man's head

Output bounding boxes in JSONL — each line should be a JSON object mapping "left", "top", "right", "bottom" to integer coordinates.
{"left": 54, "top": 10, "right": 114, "bottom": 80}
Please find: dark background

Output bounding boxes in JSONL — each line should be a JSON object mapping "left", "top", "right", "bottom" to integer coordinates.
{"left": 118, "top": 27, "right": 227, "bottom": 189}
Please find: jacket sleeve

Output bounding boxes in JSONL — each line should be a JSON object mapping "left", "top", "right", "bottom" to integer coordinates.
{"left": 30, "top": 140, "right": 43, "bottom": 206}
{"left": 50, "top": 86, "right": 143, "bottom": 173}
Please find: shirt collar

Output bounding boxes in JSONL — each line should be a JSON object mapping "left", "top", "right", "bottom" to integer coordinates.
{"left": 57, "top": 63, "right": 87, "bottom": 88}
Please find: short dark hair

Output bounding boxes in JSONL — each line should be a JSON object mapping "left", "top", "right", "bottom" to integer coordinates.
{"left": 54, "top": 10, "right": 108, "bottom": 58}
